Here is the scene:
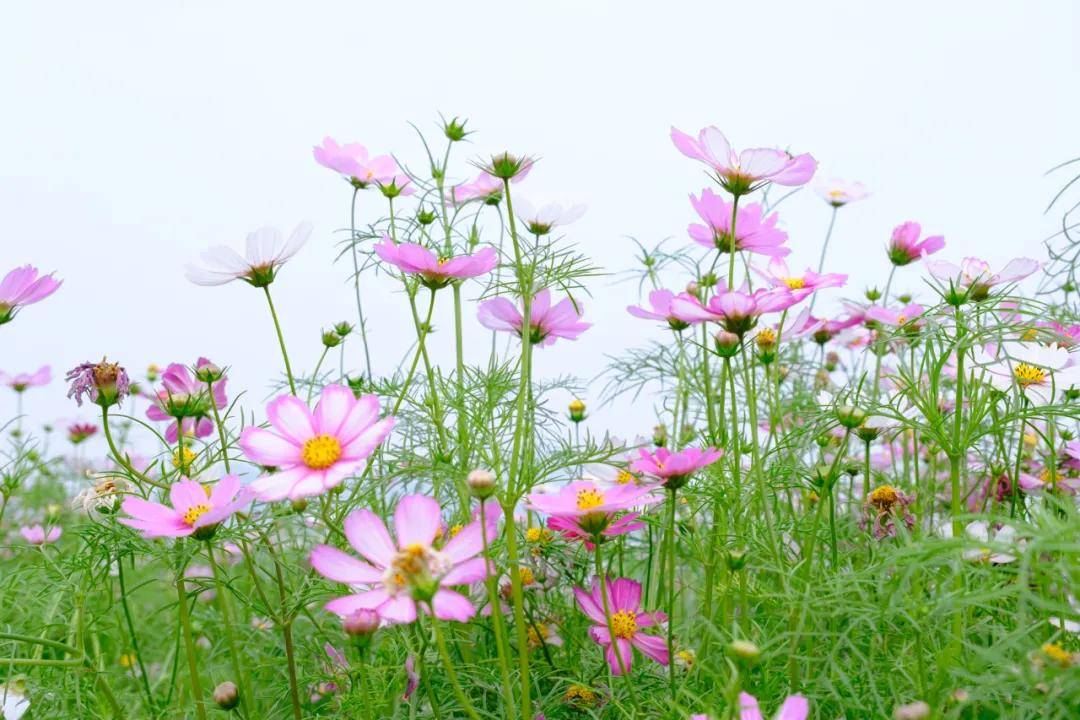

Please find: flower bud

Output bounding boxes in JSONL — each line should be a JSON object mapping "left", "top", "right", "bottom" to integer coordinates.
{"left": 322, "top": 329, "right": 343, "bottom": 348}
{"left": 725, "top": 548, "right": 748, "bottom": 571}
{"left": 416, "top": 207, "right": 437, "bottom": 226}
{"left": 485, "top": 152, "right": 531, "bottom": 180}
{"left": 897, "top": 293, "right": 912, "bottom": 304}
{"left": 892, "top": 701, "right": 930, "bottom": 720}
{"left": 213, "top": 681, "right": 240, "bottom": 711}
{"left": 685, "top": 281, "right": 699, "bottom": 296}
{"left": 194, "top": 359, "right": 224, "bottom": 384}
{"left": 344, "top": 608, "right": 381, "bottom": 638}
{"left": 290, "top": 497, "right": 308, "bottom": 514}
{"left": 865, "top": 287, "right": 882, "bottom": 302}
{"left": 568, "top": 398, "right": 586, "bottom": 423}
{"left": 652, "top": 424, "right": 668, "bottom": 447}
{"left": 467, "top": 468, "right": 498, "bottom": 499}
{"left": 147, "top": 363, "right": 161, "bottom": 382}
{"left": 443, "top": 116, "right": 469, "bottom": 142}
{"left": 334, "top": 321, "right": 354, "bottom": 337}
{"left": 346, "top": 375, "right": 365, "bottom": 398}
{"left": 726, "top": 639, "right": 761, "bottom": 666}
{"left": 713, "top": 330, "right": 741, "bottom": 358}
{"left": 835, "top": 404, "right": 867, "bottom": 429}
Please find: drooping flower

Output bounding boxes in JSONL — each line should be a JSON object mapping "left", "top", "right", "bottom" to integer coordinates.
{"left": 145, "top": 361, "right": 228, "bottom": 443}
{"left": 478, "top": 289, "right": 591, "bottom": 347}
{"left": 863, "top": 485, "right": 914, "bottom": 539}
{"left": 72, "top": 474, "right": 133, "bottom": 514}
{"left": 688, "top": 189, "right": 789, "bottom": 257}
{"left": 514, "top": 197, "right": 587, "bottom": 235}
{"left": 19, "top": 525, "right": 61, "bottom": 545}
{"left": 788, "top": 308, "right": 865, "bottom": 345}
{"left": 574, "top": 576, "right": 668, "bottom": 675}
{"left": 0, "top": 265, "right": 61, "bottom": 326}
{"left": 452, "top": 172, "right": 506, "bottom": 205}
{"left": 814, "top": 178, "right": 870, "bottom": 208}
{"left": 0, "top": 366, "right": 51, "bottom": 392}
{"left": 65, "top": 358, "right": 131, "bottom": 408}
{"left": 374, "top": 238, "right": 497, "bottom": 289}
{"left": 185, "top": 222, "right": 312, "bottom": 287}
{"left": 864, "top": 302, "right": 927, "bottom": 330}
{"left": 886, "top": 222, "right": 945, "bottom": 266}
{"left": 738, "top": 692, "right": 809, "bottom": 720}
{"left": 670, "top": 126, "right": 816, "bottom": 194}
{"left": 756, "top": 258, "right": 847, "bottom": 300}
{"left": 67, "top": 422, "right": 98, "bottom": 444}
{"left": 670, "top": 284, "right": 799, "bottom": 336}
{"left": 118, "top": 474, "right": 250, "bottom": 539}
{"left": 626, "top": 289, "right": 693, "bottom": 331}
{"left": 312, "top": 137, "right": 397, "bottom": 188}
{"left": 926, "top": 256, "right": 1041, "bottom": 301}
{"left": 630, "top": 446, "right": 723, "bottom": 490}
{"left": 310, "top": 494, "right": 497, "bottom": 623}
{"left": 527, "top": 480, "right": 661, "bottom": 546}
{"left": 239, "top": 385, "right": 395, "bottom": 501}
{"left": 979, "top": 342, "right": 1080, "bottom": 405}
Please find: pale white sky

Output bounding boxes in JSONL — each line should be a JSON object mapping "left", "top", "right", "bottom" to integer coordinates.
{"left": 2, "top": 1, "right": 1076, "bottom": 449}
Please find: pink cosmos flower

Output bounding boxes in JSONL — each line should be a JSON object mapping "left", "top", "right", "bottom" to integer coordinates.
{"left": 403, "top": 655, "right": 419, "bottom": 700}
{"left": 864, "top": 302, "right": 926, "bottom": 329}
{"left": 527, "top": 480, "right": 661, "bottom": 547}
{"left": 671, "top": 126, "right": 816, "bottom": 194}
{"left": 739, "top": 692, "right": 809, "bottom": 720}
{"left": 0, "top": 366, "right": 51, "bottom": 392}
{"left": 626, "top": 289, "right": 693, "bottom": 331}
{"left": 629, "top": 446, "right": 723, "bottom": 489}
{"left": 118, "top": 474, "right": 250, "bottom": 539}
{"left": 309, "top": 494, "right": 497, "bottom": 623}
{"left": 374, "top": 238, "right": 497, "bottom": 288}
{"left": 20, "top": 525, "right": 61, "bottom": 545}
{"left": 67, "top": 422, "right": 98, "bottom": 443}
{"left": 239, "top": 385, "right": 395, "bottom": 501}
{"left": 814, "top": 178, "right": 870, "bottom": 207}
{"left": 926, "top": 256, "right": 1040, "bottom": 299}
{"left": 452, "top": 172, "right": 505, "bottom": 205}
{"left": 574, "top": 577, "right": 668, "bottom": 675}
{"left": 313, "top": 137, "right": 398, "bottom": 188}
{"left": 756, "top": 258, "right": 847, "bottom": 300}
{"left": 145, "top": 361, "right": 228, "bottom": 443}
{"left": 1034, "top": 321, "right": 1080, "bottom": 348}
{"left": 886, "top": 222, "right": 945, "bottom": 266}
{"left": 688, "top": 189, "right": 789, "bottom": 257}
{"left": 0, "top": 265, "right": 62, "bottom": 325}
{"left": 671, "top": 284, "right": 799, "bottom": 335}
{"left": 478, "top": 289, "right": 591, "bottom": 347}
{"left": 186, "top": 223, "right": 312, "bottom": 287}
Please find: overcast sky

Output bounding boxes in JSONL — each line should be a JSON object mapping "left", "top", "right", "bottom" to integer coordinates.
{"left": 2, "top": 1, "right": 1076, "bottom": 453}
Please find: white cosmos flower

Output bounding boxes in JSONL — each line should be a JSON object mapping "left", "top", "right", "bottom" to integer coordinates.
{"left": 0, "top": 683, "right": 29, "bottom": 720}
{"left": 978, "top": 342, "right": 1080, "bottom": 405}
{"left": 1049, "top": 595, "right": 1080, "bottom": 635}
{"left": 514, "top": 197, "right": 586, "bottom": 235}
{"left": 185, "top": 222, "right": 312, "bottom": 287}
{"left": 813, "top": 178, "right": 870, "bottom": 207}
{"left": 962, "top": 520, "right": 1021, "bottom": 564}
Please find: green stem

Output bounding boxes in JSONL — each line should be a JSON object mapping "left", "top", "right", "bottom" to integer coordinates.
{"left": 117, "top": 554, "right": 154, "bottom": 711}
{"left": 348, "top": 186, "right": 374, "bottom": 378}
{"left": 666, "top": 488, "right": 678, "bottom": 702}
{"left": 480, "top": 500, "right": 518, "bottom": 720}
{"left": 176, "top": 570, "right": 208, "bottom": 720}
{"left": 207, "top": 382, "right": 231, "bottom": 473}
{"left": 208, "top": 543, "right": 252, "bottom": 714}
{"left": 430, "top": 614, "right": 481, "bottom": 720}
{"left": 101, "top": 406, "right": 165, "bottom": 489}
{"left": 263, "top": 285, "right": 297, "bottom": 396}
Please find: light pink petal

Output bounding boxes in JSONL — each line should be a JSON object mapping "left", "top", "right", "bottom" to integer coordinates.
{"left": 313, "top": 384, "right": 356, "bottom": 436}
{"left": 378, "top": 595, "right": 419, "bottom": 624}
{"left": 170, "top": 480, "right": 208, "bottom": 517}
{"left": 441, "top": 517, "right": 494, "bottom": 563}
{"left": 477, "top": 298, "right": 522, "bottom": 333}
{"left": 208, "top": 474, "right": 242, "bottom": 506}
{"left": 249, "top": 466, "right": 310, "bottom": 502}
{"left": 394, "top": 495, "right": 442, "bottom": 548}
{"left": 777, "top": 695, "right": 809, "bottom": 720}
{"left": 324, "top": 589, "right": 389, "bottom": 617}
{"left": 431, "top": 589, "right": 476, "bottom": 622}
{"left": 739, "top": 692, "right": 764, "bottom": 720}
{"left": 266, "top": 395, "right": 316, "bottom": 443}
{"left": 440, "top": 557, "right": 488, "bottom": 585}
{"left": 238, "top": 427, "right": 300, "bottom": 467}
{"left": 335, "top": 394, "right": 380, "bottom": 445}
{"left": 345, "top": 509, "right": 395, "bottom": 568}
{"left": 606, "top": 638, "right": 634, "bottom": 675}
{"left": 310, "top": 545, "right": 383, "bottom": 584}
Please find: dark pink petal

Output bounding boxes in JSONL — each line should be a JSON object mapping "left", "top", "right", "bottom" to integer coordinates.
{"left": 631, "top": 633, "right": 669, "bottom": 665}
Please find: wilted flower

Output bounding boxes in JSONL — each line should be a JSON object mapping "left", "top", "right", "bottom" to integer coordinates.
{"left": 815, "top": 178, "right": 870, "bottom": 207}
{"left": 886, "top": 222, "right": 944, "bottom": 266}
{"left": 118, "top": 475, "right": 250, "bottom": 540}
{"left": 185, "top": 222, "right": 312, "bottom": 287}
{"left": 310, "top": 494, "right": 498, "bottom": 623}
{"left": 864, "top": 485, "right": 914, "bottom": 539}
{"left": 374, "top": 238, "right": 497, "bottom": 289}
{"left": 0, "top": 265, "right": 61, "bottom": 326}
{"left": 19, "top": 525, "right": 61, "bottom": 545}
{"left": 65, "top": 358, "right": 131, "bottom": 408}
{"left": 72, "top": 474, "right": 133, "bottom": 514}
{"left": 0, "top": 366, "right": 51, "bottom": 392}
{"left": 688, "top": 189, "right": 789, "bottom": 257}
{"left": 575, "top": 576, "right": 668, "bottom": 675}
{"left": 239, "top": 385, "right": 394, "bottom": 501}
{"left": 478, "top": 289, "right": 591, "bottom": 347}
{"left": 671, "top": 126, "right": 816, "bottom": 194}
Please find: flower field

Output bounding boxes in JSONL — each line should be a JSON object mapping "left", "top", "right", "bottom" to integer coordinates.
{"left": 1, "top": 119, "right": 1079, "bottom": 720}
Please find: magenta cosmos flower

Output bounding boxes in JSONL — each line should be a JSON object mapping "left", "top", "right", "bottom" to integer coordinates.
{"left": 478, "top": 289, "right": 591, "bottom": 347}
{"left": 118, "top": 474, "right": 250, "bottom": 539}
{"left": 671, "top": 126, "right": 816, "bottom": 195}
{"left": 926, "top": 256, "right": 1040, "bottom": 300}
{"left": 738, "top": 692, "right": 809, "bottom": 720}
{"left": 688, "top": 189, "right": 789, "bottom": 257}
{"left": 20, "top": 525, "right": 61, "bottom": 545}
{"left": 814, "top": 178, "right": 870, "bottom": 208}
{"left": 671, "top": 284, "right": 799, "bottom": 336}
{"left": 145, "top": 361, "right": 228, "bottom": 443}
{"left": 310, "top": 494, "right": 497, "bottom": 623}
{"left": 756, "top": 258, "right": 846, "bottom": 301}
{"left": 575, "top": 577, "right": 668, "bottom": 675}
{"left": 788, "top": 308, "right": 864, "bottom": 345}
{"left": 239, "top": 384, "right": 394, "bottom": 501}
{"left": 886, "top": 222, "right": 944, "bottom": 266}
{"left": 0, "top": 366, "right": 51, "bottom": 392}
{"left": 527, "top": 480, "right": 661, "bottom": 546}
{"left": 313, "top": 137, "right": 398, "bottom": 189}
{"left": 374, "top": 238, "right": 497, "bottom": 289}
{"left": 630, "top": 446, "right": 723, "bottom": 490}
{"left": 627, "top": 289, "right": 693, "bottom": 331}
{"left": 0, "top": 265, "right": 61, "bottom": 326}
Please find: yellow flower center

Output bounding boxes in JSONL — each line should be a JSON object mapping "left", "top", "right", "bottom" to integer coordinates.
{"left": 869, "top": 485, "right": 899, "bottom": 509}
{"left": 1042, "top": 642, "right": 1074, "bottom": 667}
{"left": 896, "top": 314, "right": 908, "bottom": 325}
{"left": 527, "top": 622, "right": 548, "bottom": 648}
{"left": 1014, "top": 362, "right": 1046, "bottom": 387}
{"left": 564, "top": 685, "right": 598, "bottom": 706}
{"left": 302, "top": 434, "right": 342, "bottom": 469}
{"left": 616, "top": 470, "right": 636, "bottom": 485}
{"left": 784, "top": 277, "right": 806, "bottom": 290}
{"left": 172, "top": 447, "right": 197, "bottom": 472}
{"left": 437, "top": 257, "right": 450, "bottom": 267}
{"left": 610, "top": 610, "right": 638, "bottom": 639}
{"left": 525, "top": 527, "right": 547, "bottom": 543}
{"left": 519, "top": 566, "right": 536, "bottom": 586}
{"left": 448, "top": 523, "right": 463, "bottom": 538}
{"left": 183, "top": 503, "right": 212, "bottom": 526}
{"left": 576, "top": 488, "right": 605, "bottom": 511}
{"left": 757, "top": 327, "right": 777, "bottom": 348}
